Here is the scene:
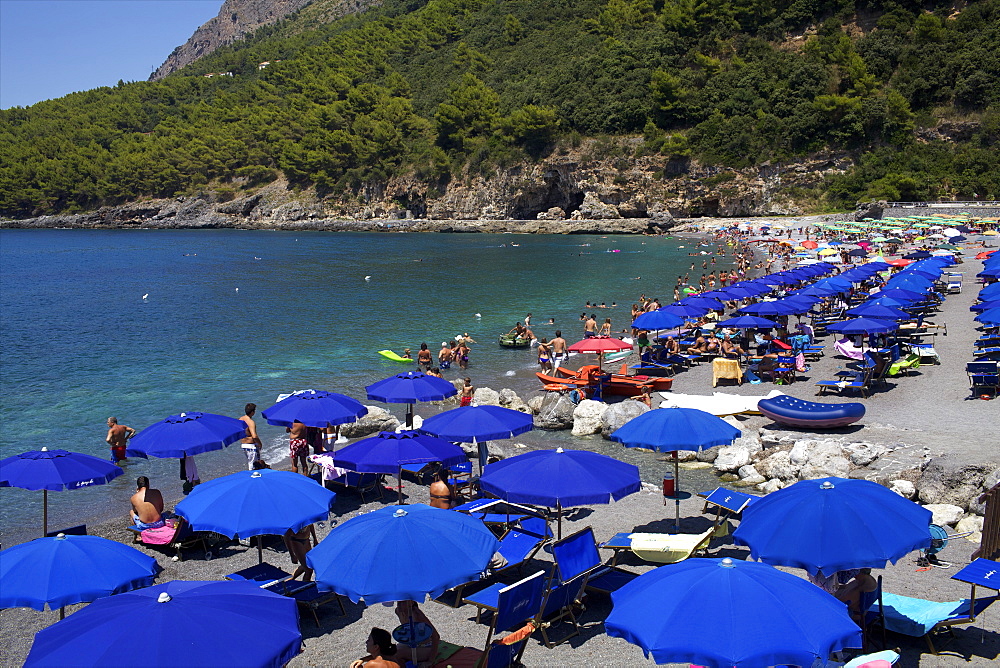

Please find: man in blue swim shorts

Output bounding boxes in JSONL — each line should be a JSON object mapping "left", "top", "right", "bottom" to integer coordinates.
{"left": 130, "top": 476, "right": 165, "bottom": 529}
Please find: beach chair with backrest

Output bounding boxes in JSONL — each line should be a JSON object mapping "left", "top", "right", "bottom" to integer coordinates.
{"left": 455, "top": 516, "right": 552, "bottom": 609}
{"left": 533, "top": 527, "right": 606, "bottom": 647}
{"left": 328, "top": 471, "right": 385, "bottom": 503}
{"left": 967, "top": 361, "right": 999, "bottom": 398}
{"left": 600, "top": 526, "right": 716, "bottom": 566}
{"left": 866, "top": 559, "right": 1000, "bottom": 654}
{"left": 816, "top": 367, "right": 873, "bottom": 397}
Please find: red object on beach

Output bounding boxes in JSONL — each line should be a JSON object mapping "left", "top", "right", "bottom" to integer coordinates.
{"left": 976, "top": 251, "right": 996, "bottom": 259}
{"left": 801, "top": 240, "right": 819, "bottom": 249}
{"left": 568, "top": 336, "right": 633, "bottom": 354}
{"left": 887, "top": 258, "right": 914, "bottom": 267}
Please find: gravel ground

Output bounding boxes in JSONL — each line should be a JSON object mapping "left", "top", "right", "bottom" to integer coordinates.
{"left": 3, "top": 251, "right": 998, "bottom": 668}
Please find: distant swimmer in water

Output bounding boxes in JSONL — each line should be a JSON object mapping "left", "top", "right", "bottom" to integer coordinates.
{"left": 254, "top": 257, "right": 262, "bottom": 260}
{"left": 365, "top": 276, "right": 372, "bottom": 281}
{"left": 142, "top": 293, "right": 149, "bottom": 300}
{"left": 183, "top": 253, "right": 197, "bottom": 256}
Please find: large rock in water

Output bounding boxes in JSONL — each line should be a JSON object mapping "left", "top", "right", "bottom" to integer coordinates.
{"left": 572, "top": 400, "right": 608, "bottom": 436}
{"left": 600, "top": 401, "right": 649, "bottom": 438}
{"left": 473, "top": 387, "right": 501, "bottom": 406}
{"left": 498, "top": 388, "right": 530, "bottom": 413}
{"left": 535, "top": 394, "right": 575, "bottom": 430}
{"left": 339, "top": 406, "right": 400, "bottom": 438}
{"left": 714, "top": 446, "right": 752, "bottom": 473}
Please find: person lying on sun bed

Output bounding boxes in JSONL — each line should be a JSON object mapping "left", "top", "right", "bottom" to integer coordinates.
{"left": 350, "top": 627, "right": 401, "bottom": 668}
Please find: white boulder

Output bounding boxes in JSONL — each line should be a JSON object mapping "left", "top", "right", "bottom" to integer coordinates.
{"left": 924, "top": 503, "right": 965, "bottom": 527}
{"left": 571, "top": 400, "right": 608, "bottom": 436}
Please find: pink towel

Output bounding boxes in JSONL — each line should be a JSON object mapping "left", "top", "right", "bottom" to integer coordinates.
{"left": 140, "top": 523, "right": 177, "bottom": 545}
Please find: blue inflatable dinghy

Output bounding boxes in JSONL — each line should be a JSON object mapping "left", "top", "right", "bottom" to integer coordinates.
{"left": 757, "top": 395, "right": 865, "bottom": 428}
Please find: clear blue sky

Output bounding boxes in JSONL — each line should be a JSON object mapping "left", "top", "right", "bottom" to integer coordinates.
{"left": 1, "top": 0, "right": 224, "bottom": 109}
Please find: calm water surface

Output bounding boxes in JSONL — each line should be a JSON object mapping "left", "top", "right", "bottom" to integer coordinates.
{"left": 0, "top": 229, "right": 731, "bottom": 542}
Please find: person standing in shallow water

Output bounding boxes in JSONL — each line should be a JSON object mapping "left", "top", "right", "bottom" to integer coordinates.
{"left": 106, "top": 417, "right": 136, "bottom": 465}
{"left": 238, "top": 403, "right": 263, "bottom": 470}
{"left": 417, "top": 343, "right": 432, "bottom": 371}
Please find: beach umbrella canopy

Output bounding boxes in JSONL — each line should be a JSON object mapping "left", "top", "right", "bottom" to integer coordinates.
{"left": 826, "top": 317, "right": 899, "bottom": 335}
{"left": 717, "top": 286, "right": 763, "bottom": 300}
{"left": 419, "top": 404, "right": 533, "bottom": 471}
{"left": 307, "top": 504, "right": 499, "bottom": 604}
{"left": 567, "top": 336, "right": 633, "bottom": 354}
{"left": 480, "top": 448, "right": 640, "bottom": 507}
{"left": 0, "top": 448, "right": 123, "bottom": 535}
{"left": 975, "top": 308, "right": 1000, "bottom": 326}
{"left": 24, "top": 581, "right": 301, "bottom": 668}
{"left": 632, "top": 309, "right": 685, "bottom": 331}
{"left": 606, "top": 557, "right": 860, "bottom": 668}
{"left": 127, "top": 411, "right": 247, "bottom": 459}
{"left": 733, "top": 478, "right": 932, "bottom": 575}
{"left": 801, "top": 240, "right": 819, "bottom": 249}
{"left": 970, "top": 300, "right": 1000, "bottom": 312}
{"left": 979, "top": 267, "right": 1000, "bottom": 279}
{"left": 679, "top": 295, "right": 724, "bottom": 310}
{"left": 333, "top": 431, "right": 466, "bottom": 474}
{"left": 736, "top": 301, "right": 800, "bottom": 317}
{"left": 863, "top": 295, "right": 912, "bottom": 309}
{"left": 847, "top": 248, "right": 869, "bottom": 258}
{"left": 729, "top": 281, "right": 773, "bottom": 295}
{"left": 261, "top": 390, "right": 367, "bottom": 428}
{"left": 175, "top": 469, "right": 335, "bottom": 540}
{"left": 846, "top": 303, "right": 910, "bottom": 320}
{"left": 366, "top": 371, "right": 458, "bottom": 427}
{"left": 0, "top": 534, "right": 157, "bottom": 613}
{"left": 661, "top": 302, "right": 710, "bottom": 318}
{"left": 716, "top": 315, "right": 777, "bottom": 329}
{"left": 878, "top": 287, "right": 926, "bottom": 301}
{"left": 610, "top": 407, "right": 740, "bottom": 530}
{"left": 773, "top": 297, "right": 814, "bottom": 314}
{"left": 981, "top": 283, "right": 1000, "bottom": 300}
{"left": 903, "top": 251, "right": 932, "bottom": 260}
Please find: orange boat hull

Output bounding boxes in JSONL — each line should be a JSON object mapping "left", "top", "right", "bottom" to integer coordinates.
{"left": 536, "top": 365, "right": 672, "bottom": 396}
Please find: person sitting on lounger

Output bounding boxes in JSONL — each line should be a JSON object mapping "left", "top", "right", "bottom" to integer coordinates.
{"left": 393, "top": 601, "right": 440, "bottom": 667}
{"left": 350, "top": 628, "right": 402, "bottom": 668}
{"left": 687, "top": 335, "right": 707, "bottom": 355}
{"left": 283, "top": 524, "right": 317, "bottom": 581}
{"left": 664, "top": 336, "right": 680, "bottom": 355}
{"left": 429, "top": 469, "right": 456, "bottom": 510}
{"left": 129, "top": 476, "right": 165, "bottom": 530}
{"left": 721, "top": 335, "right": 746, "bottom": 359}
{"left": 835, "top": 568, "right": 878, "bottom": 619}
{"left": 704, "top": 333, "right": 721, "bottom": 354}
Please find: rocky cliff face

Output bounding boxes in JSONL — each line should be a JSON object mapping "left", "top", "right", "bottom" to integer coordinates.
{"left": 1, "top": 139, "right": 861, "bottom": 230}
{"left": 151, "top": 0, "right": 379, "bottom": 80}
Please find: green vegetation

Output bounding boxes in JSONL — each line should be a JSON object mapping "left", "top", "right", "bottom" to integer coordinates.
{"left": 1, "top": 0, "right": 998, "bottom": 217}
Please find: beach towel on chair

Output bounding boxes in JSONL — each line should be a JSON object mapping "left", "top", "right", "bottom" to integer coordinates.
{"left": 140, "top": 523, "right": 177, "bottom": 545}
{"left": 875, "top": 593, "right": 972, "bottom": 637}
{"left": 628, "top": 528, "right": 713, "bottom": 564}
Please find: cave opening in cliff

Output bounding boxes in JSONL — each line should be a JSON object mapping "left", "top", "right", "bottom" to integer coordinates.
{"left": 511, "top": 170, "right": 584, "bottom": 220}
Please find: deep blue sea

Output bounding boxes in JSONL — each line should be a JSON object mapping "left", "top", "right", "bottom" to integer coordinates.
{"left": 0, "top": 229, "right": 731, "bottom": 542}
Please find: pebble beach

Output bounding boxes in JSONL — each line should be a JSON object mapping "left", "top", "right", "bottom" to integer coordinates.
{"left": 2, "top": 218, "right": 999, "bottom": 667}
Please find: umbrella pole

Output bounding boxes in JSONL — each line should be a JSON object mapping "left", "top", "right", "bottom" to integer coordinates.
{"left": 556, "top": 500, "right": 563, "bottom": 540}
{"left": 405, "top": 404, "right": 413, "bottom": 429}
{"left": 673, "top": 451, "right": 680, "bottom": 532}
{"left": 257, "top": 540, "right": 263, "bottom": 565}
{"left": 397, "top": 465, "right": 404, "bottom": 504}
{"left": 59, "top": 606, "right": 65, "bottom": 620}
{"left": 476, "top": 438, "right": 488, "bottom": 474}
{"left": 43, "top": 489, "right": 48, "bottom": 536}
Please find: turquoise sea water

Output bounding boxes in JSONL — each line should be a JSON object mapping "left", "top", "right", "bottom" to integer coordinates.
{"left": 0, "top": 229, "right": 730, "bottom": 542}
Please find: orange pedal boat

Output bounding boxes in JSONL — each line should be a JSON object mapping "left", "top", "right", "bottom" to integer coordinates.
{"left": 536, "top": 364, "right": 672, "bottom": 397}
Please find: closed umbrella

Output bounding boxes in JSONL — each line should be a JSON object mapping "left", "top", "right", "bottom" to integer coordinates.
{"left": 419, "top": 404, "right": 533, "bottom": 472}
{"left": 332, "top": 430, "right": 466, "bottom": 502}
{"left": 261, "top": 390, "right": 367, "bottom": 428}
{"left": 24, "top": 581, "right": 301, "bottom": 668}
{"left": 479, "top": 448, "right": 640, "bottom": 537}
{"left": 610, "top": 407, "right": 740, "bottom": 529}
{"left": 606, "top": 558, "right": 861, "bottom": 667}
{"left": 366, "top": 371, "right": 458, "bottom": 428}
{"left": 127, "top": 411, "right": 247, "bottom": 459}
{"left": 733, "top": 478, "right": 932, "bottom": 575}
{"left": 175, "top": 469, "right": 336, "bottom": 562}
{"left": 308, "top": 504, "right": 499, "bottom": 603}
{"left": 0, "top": 448, "right": 123, "bottom": 535}
{"left": 1, "top": 534, "right": 157, "bottom": 618}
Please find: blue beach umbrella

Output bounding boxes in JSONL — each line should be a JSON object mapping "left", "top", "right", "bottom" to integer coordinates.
{"left": 661, "top": 302, "right": 710, "bottom": 318}
{"left": 979, "top": 267, "right": 1000, "bottom": 279}
{"left": 885, "top": 275, "right": 933, "bottom": 293}
{"left": 729, "top": 281, "right": 772, "bottom": 296}
{"left": 679, "top": 295, "right": 725, "bottom": 310}
{"left": 846, "top": 303, "right": 911, "bottom": 320}
{"left": 261, "top": 390, "right": 367, "bottom": 428}
{"left": 333, "top": 430, "right": 466, "bottom": 502}
{"left": 733, "top": 478, "right": 932, "bottom": 575}
{"left": 716, "top": 315, "right": 778, "bottom": 329}
{"left": 127, "top": 411, "right": 247, "bottom": 459}
{"left": 366, "top": 371, "right": 458, "bottom": 427}
{"left": 980, "top": 283, "right": 1000, "bottom": 301}
{"left": 864, "top": 295, "right": 913, "bottom": 309}
{"left": 971, "top": 300, "right": 1000, "bottom": 312}
{"left": 716, "top": 286, "right": 762, "bottom": 300}
{"left": 308, "top": 504, "right": 499, "bottom": 604}
{"left": 632, "top": 309, "right": 685, "bottom": 331}
{"left": 736, "top": 301, "right": 799, "bottom": 317}
{"left": 24, "top": 581, "right": 301, "bottom": 668}
{"left": 480, "top": 448, "right": 640, "bottom": 537}
{"left": 0, "top": 534, "right": 157, "bottom": 618}
{"left": 903, "top": 251, "right": 932, "bottom": 260}
{"left": 610, "top": 407, "right": 740, "bottom": 529}
{"left": 0, "top": 448, "right": 124, "bottom": 535}
{"left": 773, "top": 296, "right": 815, "bottom": 314}
{"left": 975, "top": 308, "right": 1000, "bottom": 326}
{"left": 606, "top": 558, "right": 861, "bottom": 667}
{"left": 175, "top": 469, "right": 335, "bottom": 561}
{"left": 879, "top": 287, "right": 926, "bottom": 301}
{"left": 826, "top": 317, "right": 899, "bottom": 335}
{"left": 419, "top": 404, "right": 534, "bottom": 472}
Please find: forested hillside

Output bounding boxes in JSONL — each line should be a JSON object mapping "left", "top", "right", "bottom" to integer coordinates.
{"left": 1, "top": 0, "right": 998, "bottom": 219}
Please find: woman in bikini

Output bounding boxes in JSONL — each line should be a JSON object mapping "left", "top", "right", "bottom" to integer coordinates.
{"left": 599, "top": 317, "right": 612, "bottom": 336}
{"left": 283, "top": 524, "right": 317, "bottom": 581}
{"left": 537, "top": 337, "right": 552, "bottom": 372}
{"left": 428, "top": 469, "right": 456, "bottom": 509}
{"left": 416, "top": 343, "right": 433, "bottom": 371}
